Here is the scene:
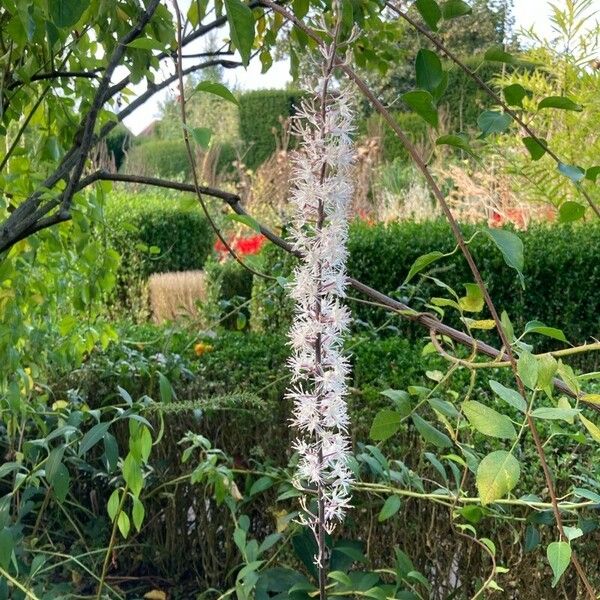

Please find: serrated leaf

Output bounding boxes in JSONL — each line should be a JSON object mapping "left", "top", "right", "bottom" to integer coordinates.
{"left": 404, "top": 251, "right": 444, "bottom": 283}
{"left": 415, "top": 0, "right": 442, "bottom": 30}
{"left": 370, "top": 410, "right": 403, "bottom": 441}
{"left": 441, "top": 0, "right": 471, "bottom": 18}
{"left": 478, "top": 110, "right": 511, "bottom": 137}
{"left": 462, "top": 401, "right": 516, "bottom": 439}
{"left": 195, "top": 81, "right": 239, "bottom": 105}
{"left": 559, "top": 201, "right": 585, "bottom": 223}
{"left": 538, "top": 96, "right": 582, "bottom": 111}
{"left": 378, "top": 495, "right": 402, "bottom": 522}
{"left": 522, "top": 136, "right": 547, "bottom": 160}
{"left": 547, "top": 541, "right": 571, "bottom": 587}
{"left": 402, "top": 90, "right": 438, "bottom": 127}
{"left": 224, "top": 0, "right": 255, "bottom": 66}
{"left": 476, "top": 451, "right": 520, "bottom": 505}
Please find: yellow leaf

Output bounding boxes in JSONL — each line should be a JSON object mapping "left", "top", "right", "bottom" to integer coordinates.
{"left": 581, "top": 394, "right": 600, "bottom": 405}
{"left": 52, "top": 400, "right": 68, "bottom": 411}
{"left": 467, "top": 319, "right": 496, "bottom": 330}
{"left": 144, "top": 591, "right": 167, "bottom": 600}
{"left": 580, "top": 414, "right": 600, "bottom": 443}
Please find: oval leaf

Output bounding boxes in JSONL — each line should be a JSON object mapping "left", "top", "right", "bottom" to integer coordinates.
{"left": 547, "top": 541, "right": 571, "bottom": 587}
{"left": 462, "top": 401, "right": 516, "bottom": 439}
{"left": 476, "top": 450, "right": 520, "bottom": 505}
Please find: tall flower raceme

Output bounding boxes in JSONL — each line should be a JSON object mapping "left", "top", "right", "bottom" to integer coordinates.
{"left": 286, "top": 42, "right": 356, "bottom": 569}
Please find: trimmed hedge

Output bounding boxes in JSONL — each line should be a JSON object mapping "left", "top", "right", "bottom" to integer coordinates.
{"left": 238, "top": 89, "right": 303, "bottom": 169}
{"left": 105, "top": 191, "right": 214, "bottom": 313}
{"left": 249, "top": 221, "right": 600, "bottom": 348}
{"left": 123, "top": 140, "right": 190, "bottom": 179}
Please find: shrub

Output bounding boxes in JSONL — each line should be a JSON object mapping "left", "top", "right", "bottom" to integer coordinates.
{"left": 122, "top": 139, "right": 191, "bottom": 179}
{"left": 238, "top": 89, "right": 303, "bottom": 169}
{"left": 105, "top": 191, "right": 214, "bottom": 315}
{"left": 106, "top": 124, "right": 133, "bottom": 170}
{"left": 249, "top": 221, "right": 600, "bottom": 350}
{"left": 373, "top": 112, "right": 430, "bottom": 163}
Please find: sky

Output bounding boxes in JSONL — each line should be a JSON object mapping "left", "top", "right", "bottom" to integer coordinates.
{"left": 123, "top": 0, "right": 600, "bottom": 135}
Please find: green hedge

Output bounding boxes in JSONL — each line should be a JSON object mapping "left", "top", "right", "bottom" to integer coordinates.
{"left": 347, "top": 220, "right": 600, "bottom": 345}
{"left": 123, "top": 139, "right": 190, "bottom": 179}
{"left": 105, "top": 191, "right": 214, "bottom": 313}
{"left": 238, "top": 89, "right": 303, "bottom": 170}
{"left": 250, "top": 221, "right": 600, "bottom": 348}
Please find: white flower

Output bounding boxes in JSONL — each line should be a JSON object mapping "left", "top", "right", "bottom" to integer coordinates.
{"left": 286, "top": 67, "right": 356, "bottom": 539}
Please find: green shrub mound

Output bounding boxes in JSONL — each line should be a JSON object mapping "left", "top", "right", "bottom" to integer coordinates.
{"left": 105, "top": 191, "right": 214, "bottom": 313}
{"left": 238, "top": 89, "right": 303, "bottom": 169}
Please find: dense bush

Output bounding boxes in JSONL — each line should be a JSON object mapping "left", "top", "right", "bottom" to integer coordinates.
{"left": 105, "top": 191, "right": 214, "bottom": 313}
{"left": 249, "top": 221, "right": 600, "bottom": 350}
{"left": 105, "top": 124, "right": 133, "bottom": 170}
{"left": 238, "top": 89, "right": 303, "bottom": 169}
{"left": 373, "top": 111, "right": 430, "bottom": 163}
{"left": 123, "top": 139, "right": 191, "bottom": 179}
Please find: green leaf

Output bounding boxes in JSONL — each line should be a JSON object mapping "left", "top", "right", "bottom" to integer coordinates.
{"left": 195, "top": 81, "right": 239, "bottom": 105}
{"left": 415, "top": 0, "right": 442, "bottom": 30}
{"left": 538, "top": 96, "right": 582, "bottom": 111}
{"left": 531, "top": 407, "right": 580, "bottom": 422}
{"left": 122, "top": 453, "right": 144, "bottom": 497}
{"left": 402, "top": 90, "right": 438, "bottom": 128}
{"left": 484, "top": 46, "right": 515, "bottom": 64}
{"left": 127, "top": 38, "right": 164, "bottom": 51}
{"left": 79, "top": 422, "right": 110, "bottom": 456}
{"left": 158, "top": 372, "right": 174, "bottom": 403}
{"left": 249, "top": 476, "right": 273, "bottom": 496}
{"left": 436, "top": 134, "right": 475, "bottom": 157}
{"left": 107, "top": 489, "right": 120, "bottom": 521}
{"left": 489, "top": 380, "right": 527, "bottom": 413}
{"left": 412, "top": 414, "right": 453, "bottom": 448}
{"left": 48, "top": 0, "right": 88, "bottom": 28}
{"left": 557, "top": 162, "right": 585, "bottom": 183}
{"left": 522, "top": 137, "right": 547, "bottom": 161}
{"left": 503, "top": 83, "right": 529, "bottom": 107}
{"left": 415, "top": 49, "right": 443, "bottom": 95}
{"left": 524, "top": 320, "right": 567, "bottom": 342}
{"left": 476, "top": 450, "right": 520, "bottom": 505}
{"left": 559, "top": 201, "right": 585, "bottom": 223}
{"left": 228, "top": 213, "right": 262, "bottom": 233}
{"left": 378, "top": 495, "right": 402, "bottom": 522}
{"left": 380, "top": 389, "right": 412, "bottom": 416}
{"left": 52, "top": 463, "right": 70, "bottom": 503}
{"left": 458, "top": 283, "right": 484, "bottom": 313}
{"left": 518, "top": 351, "right": 538, "bottom": 390}
{"left": 224, "top": 0, "right": 255, "bottom": 66}
{"left": 187, "top": 126, "right": 212, "bottom": 149}
{"left": 404, "top": 251, "right": 444, "bottom": 284}
{"left": 132, "top": 496, "right": 145, "bottom": 532}
{"left": 580, "top": 414, "right": 600, "bottom": 443}
{"left": 45, "top": 446, "right": 65, "bottom": 483}
{"left": 0, "top": 528, "right": 13, "bottom": 569}
{"left": 585, "top": 166, "right": 600, "bottom": 182}
{"left": 485, "top": 228, "right": 524, "bottom": 285}
{"left": 462, "top": 401, "right": 516, "bottom": 439}
{"left": 478, "top": 110, "right": 511, "bottom": 137}
{"left": 441, "top": 0, "right": 472, "bottom": 18}
{"left": 370, "top": 410, "right": 403, "bottom": 441}
{"left": 117, "top": 511, "right": 131, "bottom": 538}
{"left": 547, "top": 541, "right": 571, "bottom": 587}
